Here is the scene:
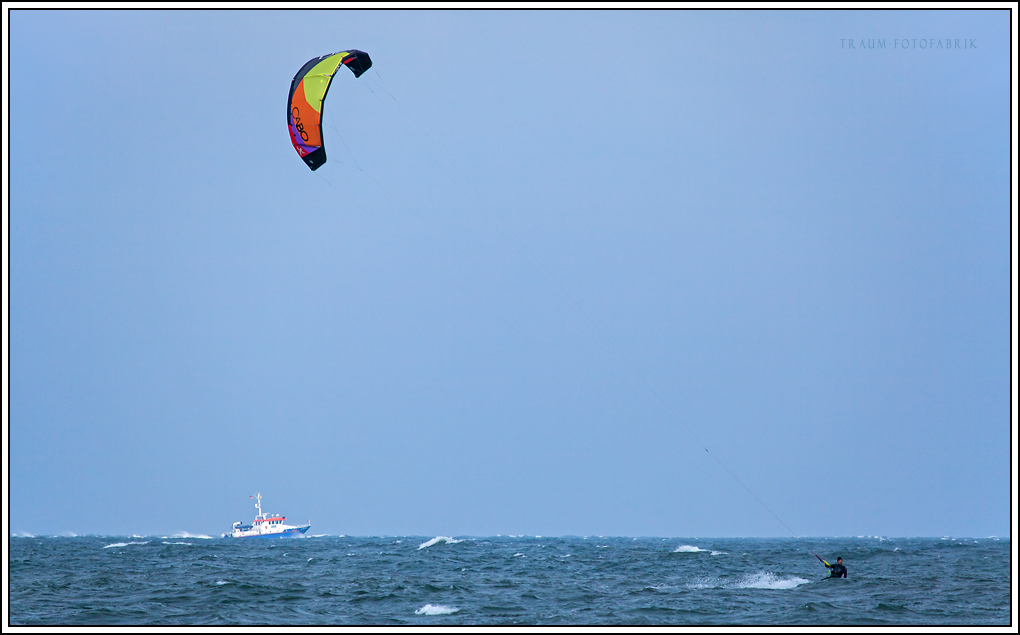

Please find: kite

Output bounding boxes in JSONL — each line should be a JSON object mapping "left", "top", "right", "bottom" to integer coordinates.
{"left": 287, "top": 50, "right": 372, "bottom": 171}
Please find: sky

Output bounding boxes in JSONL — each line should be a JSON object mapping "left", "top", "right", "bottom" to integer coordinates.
{"left": 7, "top": 9, "right": 1013, "bottom": 538}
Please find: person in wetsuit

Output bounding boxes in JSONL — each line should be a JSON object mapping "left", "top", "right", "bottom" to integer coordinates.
{"left": 826, "top": 556, "right": 847, "bottom": 578}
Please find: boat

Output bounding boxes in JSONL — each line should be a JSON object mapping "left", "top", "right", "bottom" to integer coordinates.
{"left": 223, "top": 492, "right": 310, "bottom": 538}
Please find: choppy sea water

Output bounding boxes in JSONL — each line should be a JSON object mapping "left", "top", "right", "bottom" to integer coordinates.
{"left": 8, "top": 535, "right": 1010, "bottom": 625}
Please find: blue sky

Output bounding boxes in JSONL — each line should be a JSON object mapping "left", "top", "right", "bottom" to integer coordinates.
{"left": 8, "top": 9, "right": 1012, "bottom": 538}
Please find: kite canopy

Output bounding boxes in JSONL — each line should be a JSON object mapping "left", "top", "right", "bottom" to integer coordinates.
{"left": 287, "top": 50, "right": 372, "bottom": 171}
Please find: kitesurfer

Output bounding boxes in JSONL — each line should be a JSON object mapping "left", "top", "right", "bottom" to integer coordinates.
{"left": 825, "top": 556, "right": 847, "bottom": 579}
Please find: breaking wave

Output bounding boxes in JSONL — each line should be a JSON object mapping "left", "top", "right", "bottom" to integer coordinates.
{"left": 415, "top": 604, "right": 459, "bottom": 615}
{"left": 418, "top": 536, "right": 464, "bottom": 550}
{"left": 733, "top": 572, "right": 810, "bottom": 590}
{"left": 103, "top": 541, "right": 149, "bottom": 549}
{"left": 672, "top": 544, "right": 723, "bottom": 555}
{"left": 685, "top": 572, "right": 809, "bottom": 590}
{"left": 673, "top": 545, "right": 709, "bottom": 552}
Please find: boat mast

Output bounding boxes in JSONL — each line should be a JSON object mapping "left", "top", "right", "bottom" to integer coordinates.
{"left": 253, "top": 492, "right": 264, "bottom": 520}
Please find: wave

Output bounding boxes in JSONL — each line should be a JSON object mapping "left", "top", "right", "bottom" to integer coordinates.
{"left": 104, "top": 541, "right": 149, "bottom": 549}
{"left": 734, "top": 572, "right": 810, "bottom": 590}
{"left": 418, "top": 536, "right": 464, "bottom": 550}
{"left": 672, "top": 544, "right": 726, "bottom": 556}
{"left": 684, "top": 572, "right": 809, "bottom": 590}
{"left": 644, "top": 584, "right": 675, "bottom": 592}
{"left": 415, "top": 604, "right": 459, "bottom": 616}
{"left": 162, "top": 542, "right": 192, "bottom": 546}
{"left": 11, "top": 532, "right": 35, "bottom": 538}
{"left": 172, "top": 532, "right": 214, "bottom": 539}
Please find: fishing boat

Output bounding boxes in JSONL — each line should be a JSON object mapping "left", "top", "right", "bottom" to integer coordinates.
{"left": 224, "top": 492, "right": 310, "bottom": 539}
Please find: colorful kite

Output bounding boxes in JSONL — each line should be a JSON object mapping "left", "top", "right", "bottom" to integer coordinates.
{"left": 287, "top": 50, "right": 372, "bottom": 171}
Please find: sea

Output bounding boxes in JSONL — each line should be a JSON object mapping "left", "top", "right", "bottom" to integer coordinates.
{"left": 8, "top": 534, "right": 1011, "bottom": 626}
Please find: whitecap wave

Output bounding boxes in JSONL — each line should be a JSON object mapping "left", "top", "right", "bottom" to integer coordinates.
{"left": 12, "top": 532, "right": 35, "bottom": 538}
{"left": 734, "top": 572, "right": 810, "bottom": 590}
{"left": 418, "top": 536, "right": 464, "bottom": 550}
{"left": 172, "top": 532, "right": 213, "bottom": 539}
{"left": 415, "top": 604, "right": 459, "bottom": 616}
{"left": 685, "top": 572, "right": 808, "bottom": 590}
{"left": 104, "top": 541, "right": 149, "bottom": 549}
{"left": 162, "top": 541, "right": 192, "bottom": 545}
{"left": 673, "top": 545, "right": 710, "bottom": 553}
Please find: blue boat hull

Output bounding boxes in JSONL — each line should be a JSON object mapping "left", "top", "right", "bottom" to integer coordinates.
{"left": 234, "top": 525, "right": 310, "bottom": 539}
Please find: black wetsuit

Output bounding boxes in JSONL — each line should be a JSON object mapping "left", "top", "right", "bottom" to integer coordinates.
{"left": 826, "top": 563, "right": 847, "bottom": 578}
